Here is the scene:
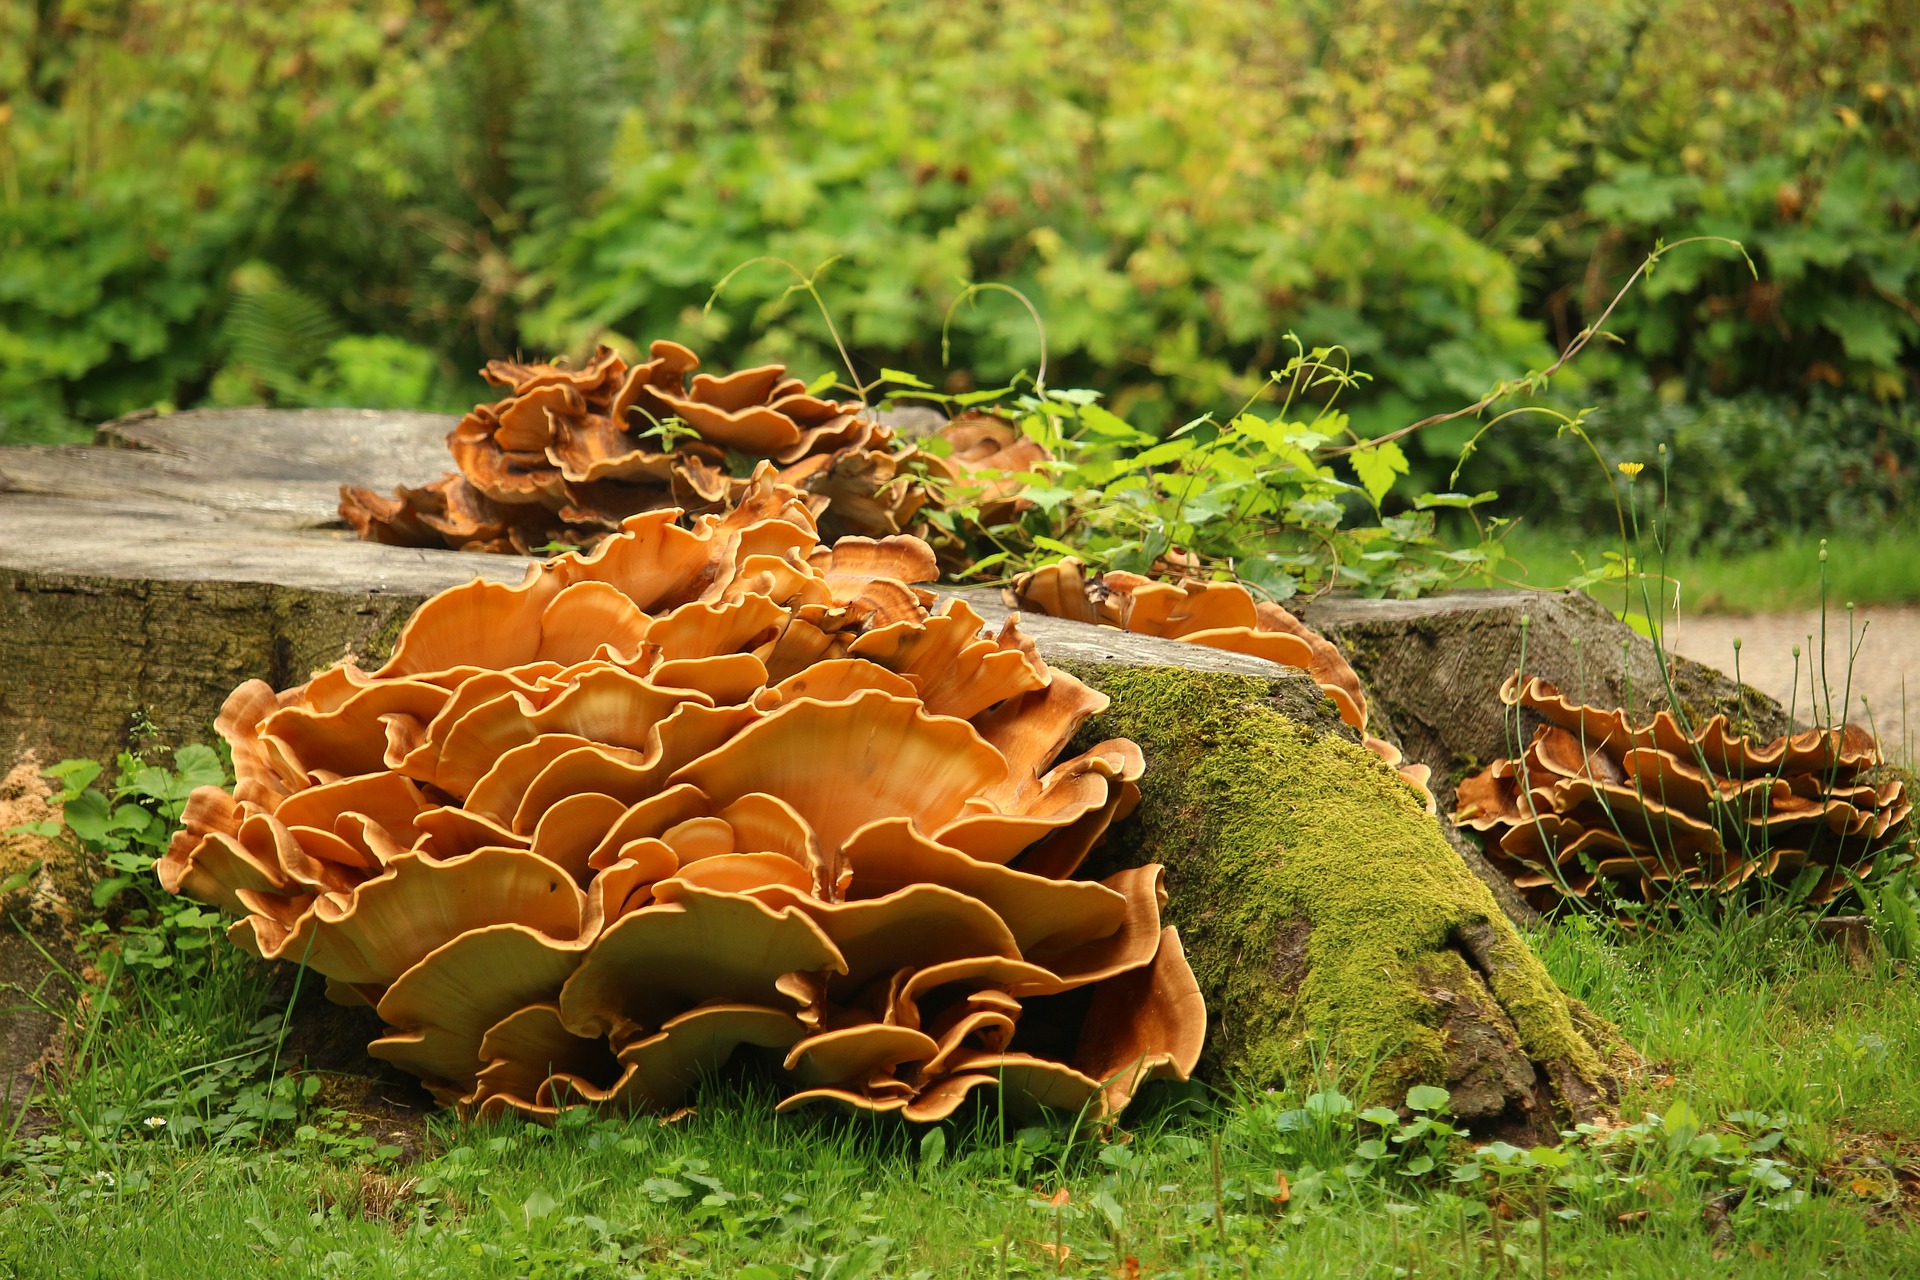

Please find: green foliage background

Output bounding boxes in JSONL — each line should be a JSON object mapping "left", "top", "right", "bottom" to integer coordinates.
{"left": 2, "top": 0, "right": 1914, "bottom": 526}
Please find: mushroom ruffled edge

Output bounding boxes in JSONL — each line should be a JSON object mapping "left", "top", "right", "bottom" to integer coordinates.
{"left": 1451, "top": 674, "right": 1913, "bottom": 910}
{"left": 177, "top": 467, "right": 1204, "bottom": 1123}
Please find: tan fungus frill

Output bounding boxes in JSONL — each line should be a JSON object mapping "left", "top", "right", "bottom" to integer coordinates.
{"left": 165, "top": 469, "right": 1203, "bottom": 1122}
{"left": 340, "top": 342, "right": 928, "bottom": 554}
{"left": 1452, "top": 675, "right": 1913, "bottom": 910}
{"left": 1010, "top": 559, "right": 1434, "bottom": 811}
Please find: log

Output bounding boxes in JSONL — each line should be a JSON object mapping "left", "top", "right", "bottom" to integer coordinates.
{"left": 0, "top": 409, "right": 1623, "bottom": 1137}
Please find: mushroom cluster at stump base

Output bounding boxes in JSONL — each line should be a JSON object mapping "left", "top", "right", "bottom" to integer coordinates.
{"left": 166, "top": 470, "right": 1203, "bottom": 1122}
{"left": 1454, "top": 675, "right": 1912, "bottom": 912}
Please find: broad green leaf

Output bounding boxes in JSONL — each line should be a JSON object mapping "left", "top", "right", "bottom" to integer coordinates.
{"left": 1413, "top": 491, "right": 1499, "bottom": 510}
{"left": 1304, "top": 1089, "right": 1352, "bottom": 1117}
{"left": 61, "top": 790, "right": 115, "bottom": 843}
{"left": 1660, "top": 1098, "right": 1701, "bottom": 1148}
{"left": 1404, "top": 1084, "right": 1451, "bottom": 1112}
{"left": 918, "top": 1127, "right": 946, "bottom": 1171}
{"left": 173, "top": 743, "right": 228, "bottom": 790}
{"left": 521, "top": 1189, "right": 558, "bottom": 1223}
{"left": 1349, "top": 440, "right": 1409, "bottom": 507}
{"left": 1078, "top": 402, "right": 1149, "bottom": 442}
{"left": 1819, "top": 298, "right": 1905, "bottom": 367}
{"left": 1181, "top": 491, "right": 1234, "bottom": 523}
{"left": 44, "top": 760, "right": 103, "bottom": 796}
{"left": 1228, "top": 416, "right": 1294, "bottom": 451}
{"left": 125, "top": 765, "right": 183, "bottom": 802}
{"left": 954, "top": 385, "right": 1019, "bottom": 406}
{"left": 878, "top": 367, "right": 931, "bottom": 389}
{"left": 806, "top": 370, "right": 840, "bottom": 395}
{"left": 1023, "top": 485, "right": 1073, "bottom": 513}
{"left": 641, "top": 1177, "right": 692, "bottom": 1201}
{"left": 1129, "top": 436, "right": 1199, "bottom": 470}
{"left": 1272, "top": 1108, "right": 1311, "bottom": 1134}
{"left": 91, "top": 874, "right": 136, "bottom": 908}
{"left": 0, "top": 861, "right": 43, "bottom": 895}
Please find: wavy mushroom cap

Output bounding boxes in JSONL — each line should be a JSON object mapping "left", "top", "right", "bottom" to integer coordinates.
{"left": 1453, "top": 675, "right": 1913, "bottom": 909}
{"left": 166, "top": 487, "right": 1202, "bottom": 1123}
{"left": 338, "top": 341, "right": 922, "bottom": 553}
{"left": 1010, "top": 558, "right": 1433, "bottom": 812}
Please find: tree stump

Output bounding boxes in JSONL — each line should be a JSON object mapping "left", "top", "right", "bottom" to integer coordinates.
{"left": 0, "top": 409, "right": 1626, "bottom": 1136}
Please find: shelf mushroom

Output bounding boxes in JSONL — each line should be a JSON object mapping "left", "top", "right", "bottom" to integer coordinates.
{"left": 166, "top": 467, "right": 1204, "bottom": 1122}
{"left": 1452, "top": 674, "right": 1912, "bottom": 910}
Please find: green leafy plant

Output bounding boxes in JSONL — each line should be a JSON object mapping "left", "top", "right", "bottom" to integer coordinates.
{"left": 0, "top": 746, "right": 342, "bottom": 1179}
{"left": 0, "top": 1, "right": 498, "bottom": 443}
{"left": 1853, "top": 851, "right": 1920, "bottom": 960}
{"left": 207, "top": 263, "right": 471, "bottom": 413}
{"left": 6, "top": 0, "right": 1910, "bottom": 483}
{"left": 914, "top": 342, "right": 1508, "bottom": 599}
{"left": 1553, "top": 1, "right": 1920, "bottom": 399}
{"left": 10, "top": 747, "right": 230, "bottom": 977}
{"left": 1246, "top": 1082, "right": 1810, "bottom": 1228}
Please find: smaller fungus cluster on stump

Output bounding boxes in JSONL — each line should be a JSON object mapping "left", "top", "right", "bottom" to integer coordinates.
{"left": 1010, "top": 559, "right": 1434, "bottom": 810}
{"left": 1453, "top": 675, "right": 1914, "bottom": 911}
{"left": 162, "top": 469, "right": 1203, "bottom": 1122}
{"left": 338, "top": 341, "right": 1042, "bottom": 558}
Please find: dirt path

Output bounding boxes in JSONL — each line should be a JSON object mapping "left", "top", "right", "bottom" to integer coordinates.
{"left": 1666, "top": 605, "right": 1920, "bottom": 759}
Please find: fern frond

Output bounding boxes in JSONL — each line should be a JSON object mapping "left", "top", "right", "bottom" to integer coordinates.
{"left": 219, "top": 262, "right": 341, "bottom": 402}
{"left": 501, "top": 0, "right": 625, "bottom": 233}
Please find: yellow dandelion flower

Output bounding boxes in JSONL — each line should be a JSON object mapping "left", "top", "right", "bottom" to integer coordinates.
{"left": 1617, "top": 461, "right": 1645, "bottom": 479}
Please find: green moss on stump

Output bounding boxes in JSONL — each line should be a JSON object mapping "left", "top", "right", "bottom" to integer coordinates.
{"left": 1066, "top": 662, "right": 1609, "bottom": 1111}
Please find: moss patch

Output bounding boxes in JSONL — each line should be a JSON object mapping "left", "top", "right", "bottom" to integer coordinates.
{"left": 1065, "top": 662, "right": 1607, "bottom": 1102}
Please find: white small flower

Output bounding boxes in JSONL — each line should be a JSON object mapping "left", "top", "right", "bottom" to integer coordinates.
{"left": 143, "top": 1116, "right": 167, "bottom": 1129}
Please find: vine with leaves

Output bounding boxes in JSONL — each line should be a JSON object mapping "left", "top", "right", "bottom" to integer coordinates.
{"left": 708, "top": 240, "right": 1735, "bottom": 603}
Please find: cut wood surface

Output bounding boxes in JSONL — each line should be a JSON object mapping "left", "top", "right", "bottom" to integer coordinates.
{"left": 0, "top": 409, "right": 1648, "bottom": 1134}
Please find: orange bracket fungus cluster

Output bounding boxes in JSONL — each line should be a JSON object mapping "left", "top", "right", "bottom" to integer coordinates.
{"left": 1011, "top": 559, "right": 1433, "bottom": 809}
{"left": 165, "top": 469, "right": 1203, "bottom": 1122}
{"left": 1453, "top": 675, "right": 1913, "bottom": 911}
{"left": 339, "top": 342, "right": 1042, "bottom": 557}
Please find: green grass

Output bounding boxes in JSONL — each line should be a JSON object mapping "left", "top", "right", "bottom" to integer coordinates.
{"left": 1487, "top": 526, "right": 1920, "bottom": 616}
{"left": 3, "top": 911, "right": 1916, "bottom": 1278}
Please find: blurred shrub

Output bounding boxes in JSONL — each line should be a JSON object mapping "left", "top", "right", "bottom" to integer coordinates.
{"left": 206, "top": 263, "right": 466, "bottom": 411}
{"left": 516, "top": 0, "right": 1602, "bottom": 476}
{"left": 0, "top": 0, "right": 1913, "bottom": 513}
{"left": 509, "top": 0, "right": 1918, "bottom": 485}
{"left": 0, "top": 1, "right": 491, "bottom": 441}
{"left": 1471, "top": 387, "right": 1920, "bottom": 552}
{"left": 1550, "top": 0, "right": 1920, "bottom": 401}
